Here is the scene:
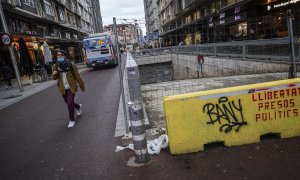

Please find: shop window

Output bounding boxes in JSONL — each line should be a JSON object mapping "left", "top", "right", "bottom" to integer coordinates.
{"left": 200, "top": 8, "right": 205, "bottom": 17}
{"left": 230, "top": 24, "right": 238, "bottom": 35}
{"left": 196, "top": 10, "right": 200, "bottom": 19}
{"left": 193, "top": 12, "right": 197, "bottom": 20}
{"left": 273, "top": 15, "right": 287, "bottom": 37}
{"left": 24, "top": 0, "right": 35, "bottom": 7}
{"left": 36, "top": 25, "right": 49, "bottom": 36}
{"left": 184, "top": 34, "right": 192, "bottom": 45}
{"left": 184, "top": 15, "right": 191, "bottom": 24}
{"left": 238, "top": 22, "right": 247, "bottom": 35}
{"left": 54, "top": 29, "right": 62, "bottom": 38}
{"left": 194, "top": 32, "right": 201, "bottom": 44}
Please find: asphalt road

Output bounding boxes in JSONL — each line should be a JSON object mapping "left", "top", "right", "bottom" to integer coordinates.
{"left": 0, "top": 66, "right": 300, "bottom": 180}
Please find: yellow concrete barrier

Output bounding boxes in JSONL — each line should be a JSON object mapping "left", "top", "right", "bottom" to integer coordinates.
{"left": 164, "top": 78, "right": 300, "bottom": 155}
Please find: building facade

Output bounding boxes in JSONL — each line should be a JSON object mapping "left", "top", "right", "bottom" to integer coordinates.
{"left": 91, "top": 0, "right": 103, "bottom": 33}
{"left": 104, "top": 24, "right": 140, "bottom": 46}
{"left": 0, "top": 0, "right": 102, "bottom": 70}
{"left": 157, "top": 0, "right": 300, "bottom": 46}
{"left": 144, "top": 0, "right": 159, "bottom": 42}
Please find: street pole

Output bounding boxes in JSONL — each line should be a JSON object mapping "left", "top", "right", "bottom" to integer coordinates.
{"left": 113, "top": 17, "right": 129, "bottom": 133}
{"left": 0, "top": 1, "right": 23, "bottom": 92}
{"left": 287, "top": 10, "right": 297, "bottom": 78}
{"left": 136, "top": 26, "right": 139, "bottom": 44}
{"left": 126, "top": 55, "right": 149, "bottom": 163}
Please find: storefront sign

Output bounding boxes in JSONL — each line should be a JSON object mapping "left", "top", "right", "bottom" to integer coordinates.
{"left": 268, "top": 0, "right": 300, "bottom": 10}
{"left": 0, "top": 33, "right": 12, "bottom": 47}
{"left": 275, "top": 0, "right": 300, "bottom": 8}
{"left": 234, "top": 12, "right": 247, "bottom": 22}
{"left": 235, "top": 15, "right": 241, "bottom": 21}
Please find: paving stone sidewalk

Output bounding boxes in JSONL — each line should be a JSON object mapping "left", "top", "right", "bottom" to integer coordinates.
{"left": 0, "top": 64, "right": 88, "bottom": 111}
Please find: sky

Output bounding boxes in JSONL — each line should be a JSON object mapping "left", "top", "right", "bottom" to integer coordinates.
{"left": 99, "top": 0, "right": 146, "bottom": 35}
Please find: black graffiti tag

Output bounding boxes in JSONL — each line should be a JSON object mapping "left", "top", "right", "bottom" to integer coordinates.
{"left": 202, "top": 97, "right": 247, "bottom": 133}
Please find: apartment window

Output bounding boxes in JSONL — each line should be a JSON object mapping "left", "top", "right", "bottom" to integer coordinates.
{"left": 209, "top": 2, "right": 216, "bottom": 14}
{"left": 216, "top": 0, "right": 227, "bottom": 10}
{"left": 44, "top": 0, "right": 53, "bottom": 15}
{"left": 24, "top": 0, "right": 35, "bottom": 7}
{"left": 58, "top": 9, "right": 65, "bottom": 21}
{"left": 227, "top": 0, "right": 235, "bottom": 6}
{"left": 184, "top": 0, "right": 193, "bottom": 7}
{"left": 193, "top": 10, "right": 200, "bottom": 20}
{"left": 67, "top": 13, "right": 71, "bottom": 23}
{"left": 78, "top": 5, "right": 82, "bottom": 15}
{"left": 16, "top": 0, "right": 21, "bottom": 6}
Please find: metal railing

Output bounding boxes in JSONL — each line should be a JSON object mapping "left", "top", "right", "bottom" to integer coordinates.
{"left": 138, "top": 37, "right": 300, "bottom": 62}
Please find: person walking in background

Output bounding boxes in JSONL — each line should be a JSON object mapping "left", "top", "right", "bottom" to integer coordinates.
{"left": 0, "top": 61, "right": 14, "bottom": 90}
{"left": 52, "top": 50, "right": 85, "bottom": 128}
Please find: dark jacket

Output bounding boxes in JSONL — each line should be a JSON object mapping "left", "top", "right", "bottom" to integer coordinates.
{"left": 0, "top": 65, "right": 14, "bottom": 80}
{"left": 52, "top": 63, "right": 85, "bottom": 95}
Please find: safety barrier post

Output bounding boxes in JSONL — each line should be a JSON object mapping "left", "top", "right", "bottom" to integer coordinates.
{"left": 128, "top": 102, "right": 149, "bottom": 163}
{"left": 126, "top": 55, "right": 149, "bottom": 163}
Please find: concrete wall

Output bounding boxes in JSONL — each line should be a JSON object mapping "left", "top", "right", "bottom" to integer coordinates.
{"left": 139, "top": 62, "right": 173, "bottom": 85}
{"left": 173, "top": 54, "right": 291, "bottom": 80}
{"left": 136, "top": 53, "right": 292, "bottom": 82}
{"left": 135, "top": 54, "right": 173, "bottom": 85}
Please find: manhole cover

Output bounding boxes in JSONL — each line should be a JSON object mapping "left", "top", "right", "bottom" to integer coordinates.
{"left": 2, "top": 94, "right": 22, "bottom": 99}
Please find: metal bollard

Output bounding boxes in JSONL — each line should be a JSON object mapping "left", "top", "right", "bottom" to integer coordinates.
{"left": 128, "top": 101, "right": 150, "bottom": 163}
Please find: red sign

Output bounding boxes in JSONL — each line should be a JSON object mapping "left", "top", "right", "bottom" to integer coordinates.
{"left": 0, "top": 33, "right": 12, "bottom": 47}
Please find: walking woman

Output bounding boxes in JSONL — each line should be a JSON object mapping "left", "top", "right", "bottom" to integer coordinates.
{"left": 52, "top": 50, "right": 85, "bottom": 128}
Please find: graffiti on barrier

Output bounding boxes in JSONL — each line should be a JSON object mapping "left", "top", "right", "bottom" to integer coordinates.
{"left": 203, "top": 96, "right": 247, "bottom": 133}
